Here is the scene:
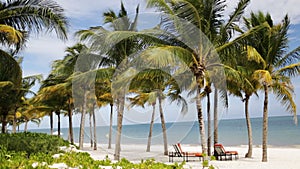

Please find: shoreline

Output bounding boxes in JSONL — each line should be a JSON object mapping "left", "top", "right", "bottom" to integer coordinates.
{"left": 78, "top": 143, "right": 300, "bottom": 169}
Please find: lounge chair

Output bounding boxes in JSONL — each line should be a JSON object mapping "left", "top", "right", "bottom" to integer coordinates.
{"left": 214, "top": 143, "right": 238, "bottom": 161}
{"left": 168, "top": 144, "right": 184, "bottom": 162}
{"left": 169, "top": 143, "right": 203, "bottom": 162}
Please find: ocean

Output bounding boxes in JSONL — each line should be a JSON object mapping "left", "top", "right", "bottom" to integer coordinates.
{"left": 28, "top": 115, "right": 300, "bottom": 147}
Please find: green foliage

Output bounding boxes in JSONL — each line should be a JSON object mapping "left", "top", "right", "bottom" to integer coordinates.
{"left": 0, "top": 132, "right": 69, "bottom": 156}
{"left": 112, "top": 158, "right": 185, "bottom": 169}
{"left": 54, "top": 152, "right": 101, "bottom": 168}
{"left": 0, "top": 133, "right": 185, "bottom": 168}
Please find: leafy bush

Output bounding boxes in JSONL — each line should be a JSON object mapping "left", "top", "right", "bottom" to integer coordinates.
{"left": 0, "top": 132, "right": 185, "bottom": 168}
{"left": 112, "top": 158, "right": 185, "bottom": 169}
{"left": 0, "top": 132, "right": 69, "bottom": 156}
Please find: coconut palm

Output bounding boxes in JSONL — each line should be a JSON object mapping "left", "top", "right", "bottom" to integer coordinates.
{"left": 55, "top": 44, "right": 88, "bottom": 143}
{"left": 142, "top": 0, "right": 255, "bottom": 154}
{"left": 36, "top": 43, "right": 85, "bottom": 139}
{"left": 95, "top": 77, "right": 114, "bottom": 149}
{"left": 0, "top": 49, "right": 22, "bottom": 133}
{"left": 128, "top": 68, "right": 188, "bottom": 154}
{"left": 226, "top": 53, "right": 260, "bottom": 158}
{"left": 76, "top": 2, "right": 141, "bottom": 160}
{"left": 129, "top": 69, "right": 168, "bottom": 154}
{"left": 128, "top": 91, "right": 157, "bottom": 152}
{"left": 242, "top": 12, "right": 300, "bottom": 162}
{"left": 11, "top": 74, "right": 43, "bottom": 133}
{"left": 18, "top": 103, "right": 49, "bottom": 132}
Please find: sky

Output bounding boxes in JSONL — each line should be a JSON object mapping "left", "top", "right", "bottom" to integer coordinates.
{"left": 16, "top": 0, "right": 300, "bottom": 129}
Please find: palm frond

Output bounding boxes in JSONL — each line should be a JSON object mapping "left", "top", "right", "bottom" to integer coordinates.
{"left": 224, "top": 0, "right": 250, "bottom": 30}
{"left": 1, "top": 0, "right": 68, "bottom": 40}
{"left": 0, "top": 24, "right": 26, "bottom": 49}
{"left": 277, "top": 46, "right": 300, "bottom": 68}
{"left": 253, "top": 70, "right": 272, "bottom": 85}
{"left": 277, "top": 62, "right": 300, "bottom": 77}
{"left": 246, "top": 45, "right": 266, "bottom": 68}
{"left": 272, "top": 81, "right": 297, "bottom": 124}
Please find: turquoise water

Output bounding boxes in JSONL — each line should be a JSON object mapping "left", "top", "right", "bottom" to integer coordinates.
{"left": 28, "top": 115, "right": 300, "bottom": 146}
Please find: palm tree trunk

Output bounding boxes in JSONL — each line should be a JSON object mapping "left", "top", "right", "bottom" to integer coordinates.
{"left": 68, "top": 99, "right": 74, "bottom": 144}
{"left": 146, "top": 103, "right": 156, "bottom": 152}
{"left": 114, "top": 96, "right": 125, "bottom": 160}
{"left": 24, "top": 120, "right": 28, "bottom": 132}
{"left": 56, "top": 110, "right": 61, "bottom": 137}
{"left": 1, "top": 112, "right": 8, "bottom": 133}
{"left": 12, "top": 112, "right": 17, "bottom": 133}
{"left": 50, "top": 111, "right": 53, "bottom": 135}
{"left": 68, "top": 109, "right": 74, "bottom": 144}
{"left": 79, "top": 91, "right": 88, "bottom": 149}
{"left": 108, "top": 103, "right": 113, "bottom": 149}
{"left": 89, "top": 112, "right": 93, "bottom": 148}
{"left": 1, "top": 109, "right": 8, "bottom": 133}
{"left": 92, "top": 104, "right": 97, "bottom": 150}
{"left": 207, "top": 91, "right": 211, "bottom": 156}
{"left": 158, "top": 92, "right": 168, "bottom": 156}
{"left": 196, "top": 86, "right": 207, "bottom": 154}
{"left": 213, "top": 88, "right": 218, "bottom": 145}
{"left": 245, "top": 95, "right": 253, "bottom": 158}
{"left": 262, "top": 85, "right": 268, "bottom": 162}
{"left": 12, "top": 107, "right": 18, "bottom": 133}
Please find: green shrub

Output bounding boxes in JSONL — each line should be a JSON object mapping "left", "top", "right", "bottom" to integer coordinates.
{"left": 0, "top": 132, "right": 185, "bottom": 168}
{"left": 0, "top": 132, "right": 69, "bottom": 156}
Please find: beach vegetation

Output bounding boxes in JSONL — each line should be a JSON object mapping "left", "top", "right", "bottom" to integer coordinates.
{"left": 0, "top": 132, "right": 185, "bottom": 168}
{"left": 0, "top": 132, "right": 69, "bottom": 156}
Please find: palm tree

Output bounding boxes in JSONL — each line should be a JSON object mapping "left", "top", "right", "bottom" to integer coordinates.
{"left": 128, "top": 68, "right": 188, "bottom": 154}
{"left": 0, "top": 49, "right": 22, "bottom": 133}
{"left": 243, "top": 12, "right": 300, "bottom": 162}
{"left": 226, "top": 56, "right": 259, "bottom": 158}
{"left": 11, "top": 74, "right": 43, "bottom": 133}
{"left": 18, "top": 103, "right": 48, "bottom": 132}
{"left": 95, "top": 77, "right": 114, "bottom": 149}
{"left": 76, "top": 2, "right": 140, "bottom": 160}
{"left": 36, "top": 44, "right": 86, "bottom": 140}
{"left": 142, "top": 0, "right": 255, "bottom": 155}
{"left": 129, "top": 69, "right": 169, "bottom": 155}
{"left": 59, "top": 44, "right": 88, "bottom": 144}
{"left": 128, "top": 91, "right": 156, "bottom": 152}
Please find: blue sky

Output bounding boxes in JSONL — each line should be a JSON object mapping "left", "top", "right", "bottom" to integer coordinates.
{"left": 17, "top": 0, "right": 300, "bottom": 129}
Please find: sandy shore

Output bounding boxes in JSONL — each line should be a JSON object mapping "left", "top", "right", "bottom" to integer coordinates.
{"left": 80, "top": 144, "right": 300, "bottom": 169}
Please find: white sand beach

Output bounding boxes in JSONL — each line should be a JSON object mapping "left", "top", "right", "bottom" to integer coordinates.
{"left": 81, "top": 144, "right": 300, "bottom": 169}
